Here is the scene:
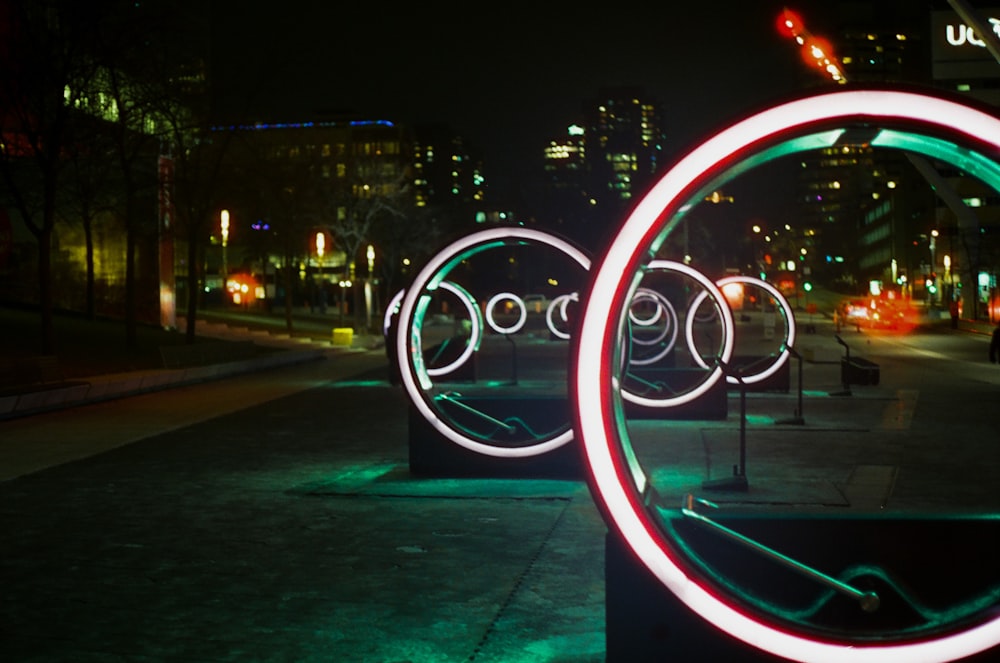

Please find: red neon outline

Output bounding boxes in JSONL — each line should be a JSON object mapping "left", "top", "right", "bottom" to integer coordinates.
{"left": 573, "top": 88, "right": 1000, "bottom": 662}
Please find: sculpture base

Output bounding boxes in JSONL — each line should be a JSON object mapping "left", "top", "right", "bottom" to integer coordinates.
{"left": 407, "top": 396, "right": 582, "bottom": 479}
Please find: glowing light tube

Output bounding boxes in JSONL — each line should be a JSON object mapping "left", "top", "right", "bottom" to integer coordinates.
{"left": 572, "top": 88, "right": 1000, "bottom": 662}
{"left": 620, "top": 260, "right": 735, "bottom": 408}
{"left": 485, "top": 292, "right": 527, "bottom": 334}
{"left": 688, "top": 275, "right": 796, "bottom": 385}
{"left": 398, "top": 227, "right": 589, "bottom": 458}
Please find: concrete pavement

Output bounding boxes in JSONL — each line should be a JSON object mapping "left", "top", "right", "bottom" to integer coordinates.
{"left": 1, "top": 310, "right": 999, "bottom": 661}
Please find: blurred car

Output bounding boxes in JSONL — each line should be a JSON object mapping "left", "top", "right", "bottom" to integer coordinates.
{"left": 841, "top": 297, "right": 906, "bottom": 330}
{"left": 869, "top": 299, "right": 906, "bottom": 329}
{"left": 842, "top": 299, "right": 870, "bottom": 329}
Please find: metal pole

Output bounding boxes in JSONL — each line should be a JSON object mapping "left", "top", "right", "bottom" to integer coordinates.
{"left": 777, "top": 346, "right": 805, "bottom": 425}
{"left": 681, "top": 496, "right": 880, "bottom": 613}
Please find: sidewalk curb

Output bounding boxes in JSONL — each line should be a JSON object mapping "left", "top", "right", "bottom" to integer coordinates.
{"left": 0, "top": 348, "right": 327, "bottom": 421}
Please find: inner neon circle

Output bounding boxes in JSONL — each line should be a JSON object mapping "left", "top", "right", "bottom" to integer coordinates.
{"left": 688, "top": 275, "right": 796, "bottom": 386}
{"left": 621, "top": 260, "right": 735, "bottom": 409}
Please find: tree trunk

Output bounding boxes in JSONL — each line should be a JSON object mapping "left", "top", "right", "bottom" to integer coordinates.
{"left": 125, "top": 215, "right": 137, "bottom": 347}
{"left": 185, "top": 229, "right": 200, "bottom": 344}
{"left": 37, "top": 227, "right": 55, "bottom": 355}
{"left": 84, "top": 217, "right": 95, "bottom": 320}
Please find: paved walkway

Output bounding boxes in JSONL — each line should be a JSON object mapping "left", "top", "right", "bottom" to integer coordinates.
{"left": 1, "top": 311, "right": 998, "bottom": 661}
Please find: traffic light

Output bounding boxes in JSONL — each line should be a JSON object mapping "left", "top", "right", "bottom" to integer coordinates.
{"left": 803, "top": 281, "right": 813, "bottom": 292}
{"left": 925, "top": 273, "right": 938, "bottom": 295}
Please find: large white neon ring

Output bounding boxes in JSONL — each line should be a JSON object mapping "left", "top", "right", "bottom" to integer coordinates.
{"left": 546, "top": 293, "right": 579, "bottom": 340}
{"left": 689, "top": 276, "right": 797, "bottom": 385}
{"left": 572, "top": 88, "right": 1000, "bottom": 661}
{"left": 398, "top": 227, "right": 590, "bottom": 457}
{"left": 383, "top": 289, "right": 405, "bottom": 338}
{"left": 383, "top": 284, "right": 483, "bottom": 376}
{"left": 485, "top": 292, "right": 527, "bottom": 334}
{"left": 621, "top": 260, "right": 735, "bottom": 408}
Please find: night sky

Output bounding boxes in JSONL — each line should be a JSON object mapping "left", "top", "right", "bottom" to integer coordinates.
{"left": 209, "top": 1, "right": 844, "bottom": 198}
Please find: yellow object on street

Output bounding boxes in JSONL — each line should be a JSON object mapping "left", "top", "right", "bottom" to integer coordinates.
{"left": 332, "top": 328, "right": 353, "bottom": 346}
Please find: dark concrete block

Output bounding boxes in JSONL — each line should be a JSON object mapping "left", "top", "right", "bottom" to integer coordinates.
{"left": 407, "top": 396, "right": 582, "bottom": 479}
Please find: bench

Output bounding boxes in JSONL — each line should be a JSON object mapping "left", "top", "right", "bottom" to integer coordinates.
{"left": 159, "top": 340, "right": 259, "bottom": 369}
{"left": 841, "top": 356, "right": 880, "bottom": 386}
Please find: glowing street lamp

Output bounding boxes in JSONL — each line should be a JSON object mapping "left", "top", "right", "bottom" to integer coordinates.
{"left": 366, "top": 244, "right": 376, "bottom": 330}
{"left": 220, "top": 209, "right": 230, "bottom": 299}
{"left": 776, "top": 7, "right": 847, "bottom": 84}
{"left": 315, "top": 231, "right": 325, "bottom": 279}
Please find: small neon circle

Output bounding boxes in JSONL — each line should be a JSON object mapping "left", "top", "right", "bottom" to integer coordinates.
{"left": 485, "top": 292, "right": 527, "bottom": 334}
{"left": 546, "top": 293, "right": 579, "bottom": 340}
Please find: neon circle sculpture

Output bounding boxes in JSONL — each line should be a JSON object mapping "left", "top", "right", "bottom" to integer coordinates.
{"left": 383, "top": 289, "right": 405, "bottom": 338}
{"left": 485, "top": 292, "right": 527, "bottom": 334}
{"left": 425, "top": 281, "right": 483, "bottom": 378}
{"left": 620, "top": 260, "right": 735, "bottom": 408}
{"left": 383, "top": 284, "right": 485, "bottom": 378}
{"left": 628, "top": 288, "right": 668, "bottom": 329}
{"left": 688, "top": 275, "right": 797, "bottom": 386}
{"left": 571, "top": 88, "right": 1000, "bottom": 662}
{"left": 546, "top": 293, "right": 579, "bottom": 340}
{"left": 626, "top": 288, "right": 679, "bottom": 367}
{"left": 397, "top": 226, "right": 591, "bottom": 458}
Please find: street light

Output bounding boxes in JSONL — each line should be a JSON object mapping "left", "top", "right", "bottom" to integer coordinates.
{"left": 220, "top": 209, "right": 230, "bottom": 302}
{"left": 316, "top": 231, "right": 325, "bottom": 277}
{"left": 316, "top": 232, "right": 327, "bottom": 314}
{"left": 366, "top": 244, "right": 375, "bottom": 330}
{"left": 929, "top": 229, "right": 939, "bottom": 307}
{"left": 944, "top": 254, "right": 952, "bottom": 299}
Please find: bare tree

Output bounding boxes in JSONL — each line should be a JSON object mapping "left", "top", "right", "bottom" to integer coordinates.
{"left": 0, "top": 1, "right": 102, "bottom": 353}
{"left": 323, "top": 150, "right": 413, "bottom": 330}
{"left": 371, "top": 204, "right": 452, "bottom": 299}
{"left": 229, "top": 132, "right": 320, "bottom": 332}
{"left": 61, "top": 115, "right": 117, "bottom": 319}
{"left": 91, "top": 2, "right": 203, "bottom": 347}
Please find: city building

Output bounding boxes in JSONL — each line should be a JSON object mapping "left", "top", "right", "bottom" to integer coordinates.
{"left": 928, "top": 1, "right": 1000, "bottom": 318}
{"left": 209, "top": 117, "right": 499, "bottom": 316}
{"left": 782, "top": 2, "right": 1000, "bottom": 320}
{"left": 411, "top": 123, "right": 488, "bottom": 218}
{"left": 583, "top": 86, "right": 667, "bottom": 208}
{"left": 785, "top": 2, "right": 937, "bottom": 299}
{"left": 538, "top": 87, "right": 666, "bottom": 252}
